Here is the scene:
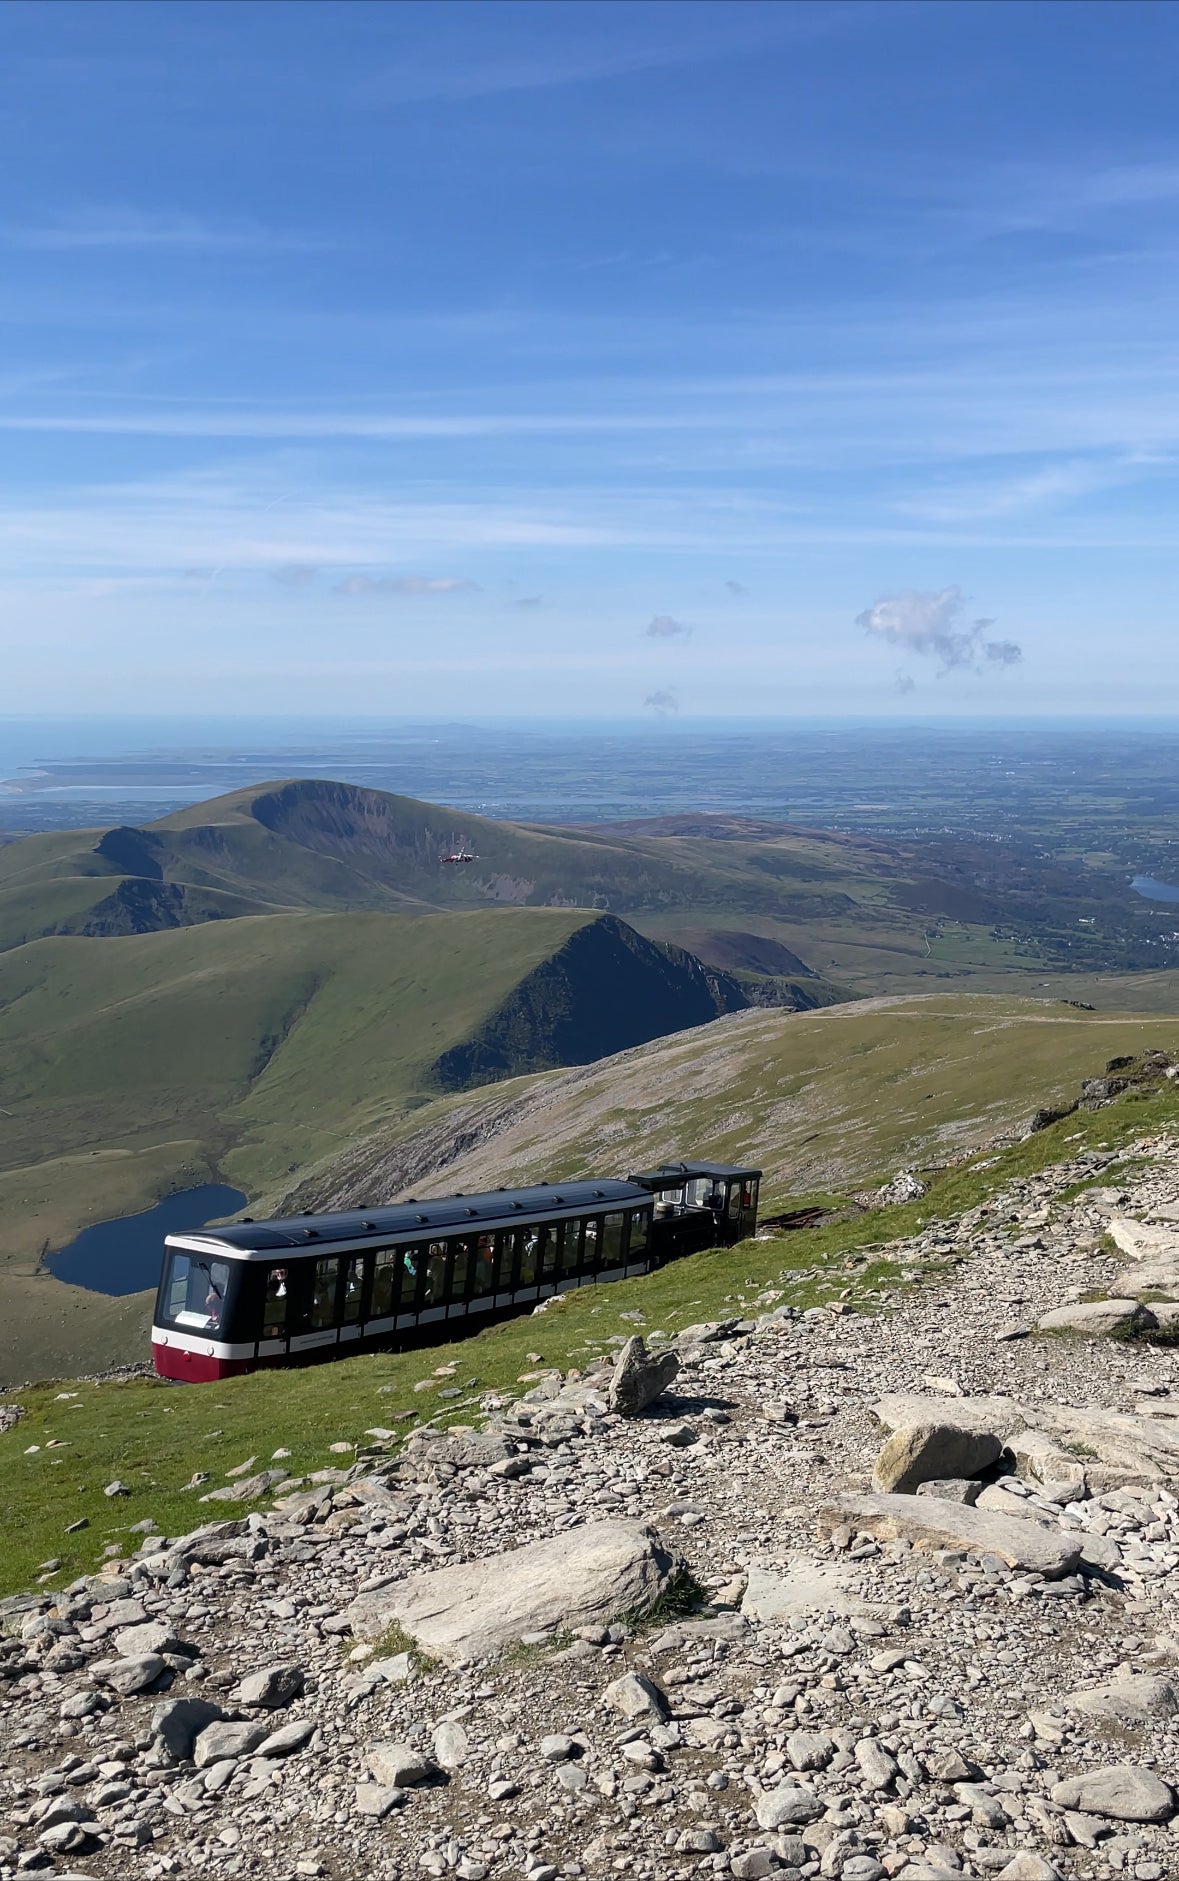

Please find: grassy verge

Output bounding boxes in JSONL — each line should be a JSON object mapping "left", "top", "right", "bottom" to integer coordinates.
{"left": 1, "top": 1083, "right": 1175, "bottom": 1600}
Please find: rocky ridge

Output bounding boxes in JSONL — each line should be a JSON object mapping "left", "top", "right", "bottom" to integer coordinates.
{"left": 5, "top": 1137, "right": 1179, "bottom": 1881}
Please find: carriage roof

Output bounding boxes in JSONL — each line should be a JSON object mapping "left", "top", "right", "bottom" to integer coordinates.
{"left": 164, "top": 1178, "right": 652, "bottom": 1254}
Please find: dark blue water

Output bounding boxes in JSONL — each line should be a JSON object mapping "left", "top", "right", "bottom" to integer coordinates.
{"left": 46, "top": 1185, "right": 247, "bottom": 1296}
{"left": 1131, "top": 875, "right": 1179, "bottom": 903}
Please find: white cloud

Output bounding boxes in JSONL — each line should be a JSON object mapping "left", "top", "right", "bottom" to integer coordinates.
{"left": 856, "top": 587, "right": 1022, "bottom": 674}
{"left": 644, "top": 688, "right": 679, "bottom": 715}
{"left": 644, "top": 614, "right": 693, "bottom": 640}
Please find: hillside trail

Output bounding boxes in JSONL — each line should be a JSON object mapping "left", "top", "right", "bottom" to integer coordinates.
{"left": 4, "top": 1132, "right": 1179, "bottom": 1881}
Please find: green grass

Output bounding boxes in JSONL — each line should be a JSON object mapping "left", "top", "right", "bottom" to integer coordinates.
{"left": 1, "top": 1079, "right": 1173, "bottom": 1599}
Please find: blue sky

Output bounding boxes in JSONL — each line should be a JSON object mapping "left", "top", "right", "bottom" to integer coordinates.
{"left": 4, "top": 0, "right": 1179, "bottom": 717}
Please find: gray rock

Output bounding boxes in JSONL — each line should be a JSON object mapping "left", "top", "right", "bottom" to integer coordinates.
{"left": 347, "top": 1519, "right": 681, "bottom": 1666}
{"left": 1063, "top": 1674, "right": 1179, "bottom": 1728}
{"left": 995, "top": 1858, "right": 1063, "bottom": 1881}
{"left": 366, "top": 1741, "right": 436, "bottom": 1788}
{"left": 786, "top": 1729, "right": 834, "bottom": 1771}
{"left": 1037, "top": 1299, "right": 1155, "bottom": 1338}
{"left": 754, "top": 1782, "right": 823, "bottom": 1829}
{"left": 1107, "top": 1216, "right": 1179, "bottom": 1260}
{"left": 607, "top": 1336, "right": 680, "bottom": 1416}
{"left": 193, "top": 1720, "right": 270, "bottom": 1768}
{"left": 354, "top": 1782, "right": 403, "bottom": 1818}
{"left": 741, "top": 1557, "right": 871, "bottom": 1623}
{"left": 114, "top": 1620, "right": 190, "bottom": 1659}
{"left": 730, "top": 1851, "right": 777, "bottom": 1881}
{"left": 604, "top": 1669, "right": 667, "bottom": 1721}
{"left": 238, "top": 1664, "right": 304, "bottom": 1709}
{"left": 433, "top": 1719, "right": 469, "bottom": 1768}
{"left": 871, "top": 1419, "right": 1002, "bottom": 1494}
{"left": 855, "top": 1737, "right": 898, "bottom": 1791}
{"left": 256, "top": 1719, "right": 315, "bottom": 1757}
{"left": 914, "top": 1478, "right": 982, "bottom": 1504}
{"left": 1050, "top": 1763, "right": 1174, "bottom": 1821}
{"left": 92, "top": 1652, "right": 166, "bottom": 1695}
{"left": 151, "top": 1696, "right": 227, "bottom": 1760}
{"left": 820, "top": 1492, "right": 1083, "bottom": 1576}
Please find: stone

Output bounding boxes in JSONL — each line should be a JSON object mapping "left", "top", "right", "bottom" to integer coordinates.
{"left": 871, "top": 1419, "right": 1002, "bottom": 1494}
{"left": 1050, "top": 1763, "right": 1174, "bottom": 1822}
{"left": 607, "top": 1336, "right": 680, "bottom": 1417}
{"left": 433, "top": 1719, "right": 469, "bottom": 1768}
{"left": 92, "top": 1652, "right": 166, "bottom": 1695}
{"left": 1063, "top": 1674, "right": 1179, "bottom": 1728}
{"left": 855, "top": 1738, "right": 898, "bottom": 1791}
{"left": 238, "top": 1664, "right": 304, "bottom": 1709}
{"left": 995, "top": 1860, "right": 1063, "bottom": 1881}
{"left": 1037, "top": 1300, "right": 1155, "bottom": 1337}
{"left": 740, "top": 1558, "right": 872, "bottom": 1623}
{"left": 914, "top": 1478, "right": 982, "bottom": 1504}
{"left": 754, "top": 1783, "right": 823, "bottom": 1829}
{"left": 819, "top": 1493, "right": 1083, "bottom": 1576}
{"left": 731, "top": 1851, "right": 777, "bottom": 1879}
{"left": 354, "top": 1783, "right": 403, "bottom": 1819}
{"left": 256, "top": 1719, "right": 315, "bottom": 1757}
{"left": 193, "top": 1720, "right": 270, "bottom": 1768}
{"left": 604, "top": 1669, "right": 667, "bottom": 1721}
{"left": 346, "top": 1520, "right": 681, "bottom": 1666}
{"left": 114, "top": 1620, "right": 189, "bottom": 1659}
{"left": 366, "top": 1741, "right": 436, "bottom": 1788}
{"left": 151, "top": 1696, "right": 228, "bottom": 1760}
{"left": 1112, "top": 1260, "right": 1179, "bottom": 1300}
{"left": 875, "top": 1170, "right": 927, "bottom": 1205}
{"left": 786, "top": 1729, "right": 835, "bottom": 1771}
{"left": 1107, "top": 1216, "right": 1179, "bottom": 1260}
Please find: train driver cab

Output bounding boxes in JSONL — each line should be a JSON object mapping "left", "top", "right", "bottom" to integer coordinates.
{"left": 627, "top": 1160, "right": 760, "bottom": 1258}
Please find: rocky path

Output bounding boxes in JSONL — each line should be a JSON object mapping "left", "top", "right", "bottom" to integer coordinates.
{"left": 5, "top": 1134, "right": 1179, "bottom": 1881}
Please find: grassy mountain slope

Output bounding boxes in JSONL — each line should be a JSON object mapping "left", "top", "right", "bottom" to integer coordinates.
{"left": 0, "top": 908, "right": 747, "bottom": 1379}
{"left": 280, "top": 991, "right": 1179, "bottom": 1217}
{"left": 3, "top": 1069, "right": 1178, "bottom": 1596}
{"left": 0, "top": 774, "right": 1116, "bottom": 994}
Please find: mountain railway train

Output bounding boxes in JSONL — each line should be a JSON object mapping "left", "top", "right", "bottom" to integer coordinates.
{"left": 151, "top": 1160, "right": 761, "bottom": 1382}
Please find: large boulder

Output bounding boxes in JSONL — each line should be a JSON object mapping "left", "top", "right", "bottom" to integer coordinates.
{"left": 1064, "top": 1675, "right": 1179, "bottom": 1729}
{"left": 873, "top": 1393, "right": 1031, "bottom": 1442}
{"left": 819, "top": 1492, "right": 1083, "bottom": 1577}
{"left": 1112, "top": 1259, "right": 1179, "bottom": 1301}
{"left": 1050, "top": 1764, "right": 1174, "bottom": 1822}
{"left": 1107, "top": 1217, "right": 1179, "bottom": 1261}
{"left": 608, "top": 1337, "right": 679, "bottom": 1416}
{"left": 347, "top": 1519, "right": 681, "bottom": 1666}
{"left": 1037, "top": 1299, "right": 1155, "bottom": 1338}
{"left": 871, "top": 1419, "right": 1001, "bottom": 1494}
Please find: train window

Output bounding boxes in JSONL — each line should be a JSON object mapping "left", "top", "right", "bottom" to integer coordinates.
{"left": 540, "top": 1224, "right": 559, "bottom": 1279}
{"left": 493, "top": 1229, "right": 517, "bottom": 1290}
{"left": 397, "top": 1245, "right": 423, "bottom": 1309}
{"left": 162, "top": 1253, "right": 233, "bottom": 1332}
{"left": 309, "top": 1258, "right": 340, "bottom": 1332}
{"left": 583, "top": 1217, "right": 601, "bottom": 1269}
{"left": 471, "top": 1234, "right": 496, "bottom": 1297}
{"left": 518, "top": 1229, "right": 540, "bottom": 1287}
{"left": 370, "top": 1248, "right": 397, "bottom": 1318}
{"left": 262, "top": 1264, "right": 290, "bottom": 1339}
{"left": 424, "top": 1241, "right": 449, "bottom": 1305}
{"left": 341, "top": 1255, "right": 365, "bottom": 1325}
{"left": 742, "top": 1179, "right": 759, "bottom": 1211}
{"left": 628, "top": 1210, "right": 650, "bottom": 1257}
{"left": 451, "top": 1238, "right": 473, "bottom": 1300}
{"left": 602, "top": 1213, "right": 626, "bottom": 1264}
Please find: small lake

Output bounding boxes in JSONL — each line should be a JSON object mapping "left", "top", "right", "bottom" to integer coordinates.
{"left": 46, "top": 1184, "right": 247, "bottom": 1296}
{"left": 1131, "top": 875, "right": 1179, "bottom": 904}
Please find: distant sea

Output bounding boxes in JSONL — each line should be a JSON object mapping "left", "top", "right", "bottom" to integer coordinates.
{"left": 5, "top": 713, "right": 1179, "bottom": 839}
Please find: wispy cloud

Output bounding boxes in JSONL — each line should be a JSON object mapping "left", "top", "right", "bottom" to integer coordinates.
{"left": 2, "top": 207, "right": 323, "bottom": 252}
{"left": 644, "top": 614, "right": 693, "bottom": 640}
{"left": 273, "top": 563, "right": 318, "bottom": 588}
{"left": 643, "top": 688, "right": 679, "bottom": 716}
{"left": 334, "top": 574, "right": 479, "bottom": 596}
